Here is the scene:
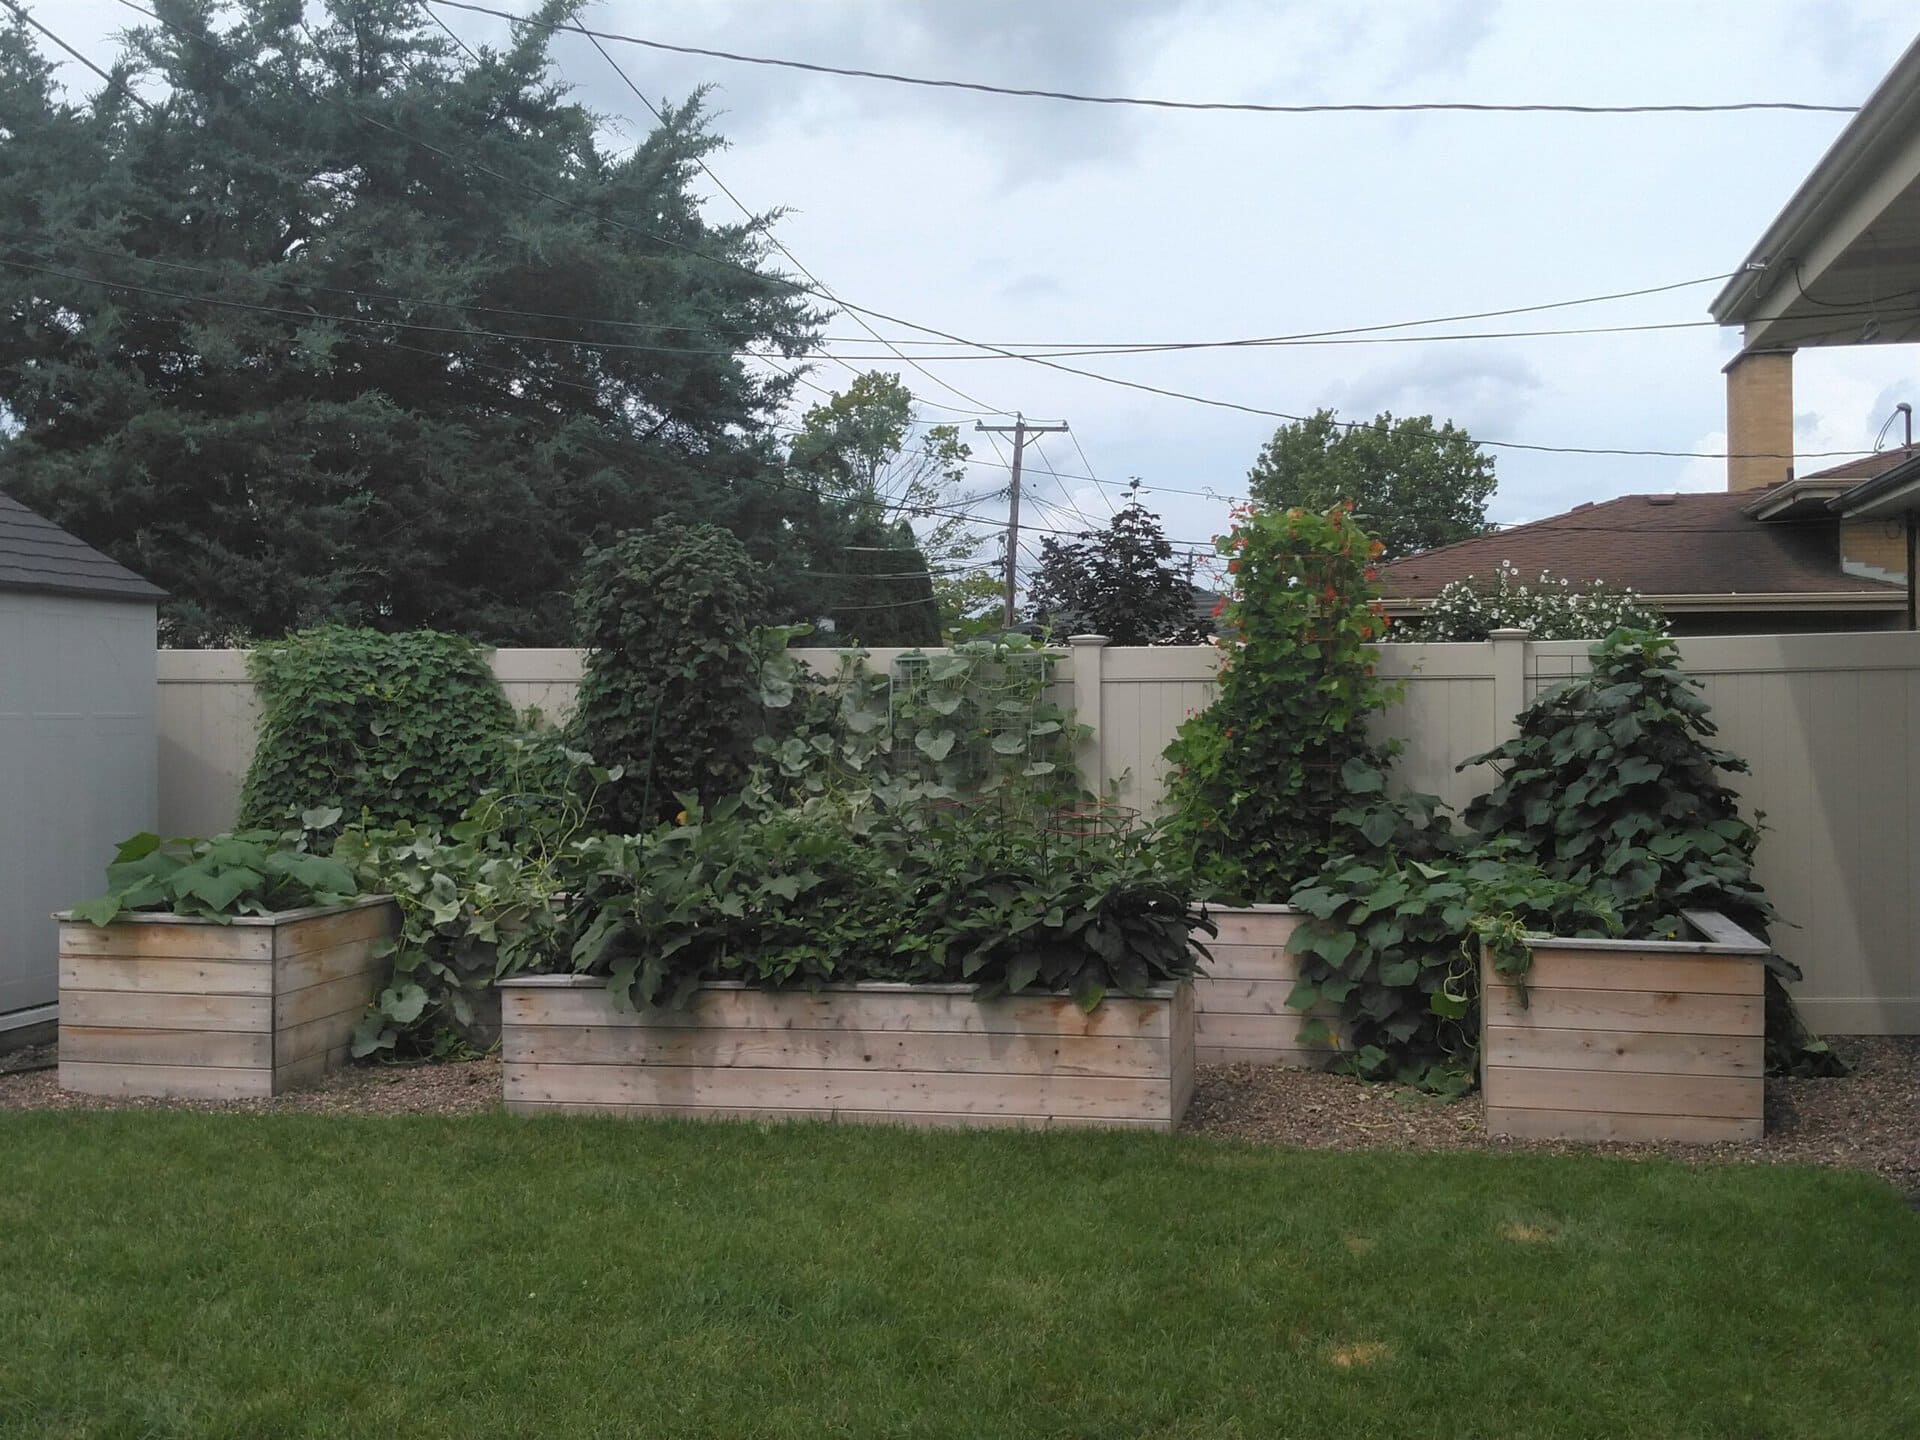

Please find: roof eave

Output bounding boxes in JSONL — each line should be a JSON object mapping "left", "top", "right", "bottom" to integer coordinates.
{"left": 1710, "top": 34, "right": 1920, "bottom": 325}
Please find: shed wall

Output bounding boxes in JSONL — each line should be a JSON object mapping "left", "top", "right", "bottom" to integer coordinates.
{"left": 0, "top": 594, "right": 157, "bottom": 1025}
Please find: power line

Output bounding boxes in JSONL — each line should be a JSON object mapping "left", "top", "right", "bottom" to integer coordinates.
{"left": 0, "top": 0, "right": 153, "bottom": 112}
{"left": 423, "top": 3, "right": 1860, "bottom": 117}
{"left": 564, "top": 11, "right": 1008, "bottom": 421}
{"left": 18, "top": 235, "right": 1758, "bottom": 352}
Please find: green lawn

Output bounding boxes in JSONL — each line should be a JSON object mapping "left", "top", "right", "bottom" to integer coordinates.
{"left": 1, "top": 1116, "right": 1915, "bottom": 1439}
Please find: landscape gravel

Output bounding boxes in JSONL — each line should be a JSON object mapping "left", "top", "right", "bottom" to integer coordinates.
{"left": 3, "top": 1036, "right": 1913, "bottom": 1197}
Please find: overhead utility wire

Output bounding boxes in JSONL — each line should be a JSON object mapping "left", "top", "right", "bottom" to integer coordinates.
{"left": 0, "top": 0, "right": 153, "bottom": 111}
{"left": 424, "top": 3, "right": 1859, "bottom": 116}
{"left": 105, "top": 0, "right": 1863, "bottom": 464}
{"left": 565, "top": 15, "right": 1008, "bottom": 419}
{"left": 18, "top": 233, "right": 1914, "bottom": 359}
{"left": 14, "top": 236, "right": 1750, "bottom": 350}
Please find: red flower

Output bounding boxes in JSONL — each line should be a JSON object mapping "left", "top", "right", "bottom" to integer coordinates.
{"left": 1211, "top": 598, "right": 1226, "bottom": 618}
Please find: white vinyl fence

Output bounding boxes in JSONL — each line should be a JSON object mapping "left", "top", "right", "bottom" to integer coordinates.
{"left": 156, "top": 630, "right": 1920, "bottom": 1034}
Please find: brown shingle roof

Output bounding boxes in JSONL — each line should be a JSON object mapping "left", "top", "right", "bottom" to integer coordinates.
{"left": 1800, "top": 449, "right": 1920, "bottom": 482}
{"left": 1378, "top": 490, "right": 1900, "bottom": 600}
{"left": 0, "top": 491, "right": 165, "bottom": 602}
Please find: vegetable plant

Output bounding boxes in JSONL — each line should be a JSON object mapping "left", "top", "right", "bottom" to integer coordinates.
{"left": 71, "top": 817, "right": 359, "bottom": 925}
{"left": 1461, "top": 629, "right": 1841, "bottom": 1075}
{"left": 1160, "top": 502, "right": 1445, "bottom": 899}
{"left": 334, "top": 736, "right": 618, "bottom": 1058}
{"left": 566, "top": 799, "right": 1210, "bottom": 1014}
{"left": 239, "top": 626, "right": 516, "bottom": 838}
{"left": 570, "top": 521, "right": 781, "bottom": 830}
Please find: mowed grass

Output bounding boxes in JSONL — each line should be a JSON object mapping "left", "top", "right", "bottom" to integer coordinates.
{"left": 1, "top": 1116, "right": 1916, "bottom": 1440}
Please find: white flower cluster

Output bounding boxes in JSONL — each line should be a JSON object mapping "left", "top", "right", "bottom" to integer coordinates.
{"left": 1399, "top": 561, "right": 1665, "bottom": 642}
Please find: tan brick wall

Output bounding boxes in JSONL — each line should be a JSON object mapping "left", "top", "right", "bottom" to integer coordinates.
{"left": 1726, "top": 350, "right": 1795, "bottom": 491}
{"left": 1841, "top": 518, "right": 1909, "bottom": 580}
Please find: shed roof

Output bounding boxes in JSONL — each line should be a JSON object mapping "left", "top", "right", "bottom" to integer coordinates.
{"left": 0, "top": 491, "right": 165, "bottom": 602}
{"left": 1377, "top": 490, "right": 1902, "bottom": 605}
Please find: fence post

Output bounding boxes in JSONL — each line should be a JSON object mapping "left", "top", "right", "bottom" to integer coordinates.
{"left": 1067, "top": 634, "right": 1108, "bottom": 795}
{"left": 1489, "top": 627, "right": 1530, "bottom": 743}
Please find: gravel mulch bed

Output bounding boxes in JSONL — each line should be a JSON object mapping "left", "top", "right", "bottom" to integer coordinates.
{"left": 4, "top": 1036, "right": 1914, "bottom": 1197}
{"left": 0, "top": 1046, "right": 501, "bottom": 1117}
{"left": 1185, "top": 1036, "right": 1920, "bottom": 1199}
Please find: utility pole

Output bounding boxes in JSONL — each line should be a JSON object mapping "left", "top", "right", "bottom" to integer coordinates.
{"left": 975, "top": 413, "right": 1069, "bottom": 627}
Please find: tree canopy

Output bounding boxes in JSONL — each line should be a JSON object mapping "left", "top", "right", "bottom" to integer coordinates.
{"left": 0, "top": 0, "right": 826, "bottom": 644}
{"left": 1244, "top": 408, "right": 1496, "bottom": 560}
{"left": 1028, "top": 489, "right": 1206, "bottom": 645}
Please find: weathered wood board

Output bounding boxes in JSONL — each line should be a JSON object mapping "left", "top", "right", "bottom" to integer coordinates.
{"left": 500, "top": 977, "right": 1195, "bottom": 1131}
{"left": 1192, "top": 906, "right": 1333, "bottom": 1068}
{"left": 1480, "top": 913, "right": 1769, "bottom": 1144}
{"left": 56, "top": 897, "right": 399, "bottom": 1099}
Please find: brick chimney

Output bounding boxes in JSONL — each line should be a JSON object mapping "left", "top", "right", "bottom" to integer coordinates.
{"left": 1724, "top": 349, "right": 1795, "bottom": 491}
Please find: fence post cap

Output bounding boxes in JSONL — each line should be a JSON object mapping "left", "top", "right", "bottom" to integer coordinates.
{"left": 1067, "top": 634, "right": 1111, "bottom": 646}
{"left": 1487, "top": 627, "right": 1531, "bottom": 640}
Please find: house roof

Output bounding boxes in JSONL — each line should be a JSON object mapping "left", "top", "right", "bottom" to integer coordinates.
{"left": 1377, "top": 490, "right": 1904, "bottom": 610}
{"left": 0, "top": 491, "right": 165, "bottom": 602}
{"left": 1709, "top": 35, "right": 1920, "bottom": 350}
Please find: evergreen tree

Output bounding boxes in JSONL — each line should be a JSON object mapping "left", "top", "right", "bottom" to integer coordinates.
{"left": 0, "top": 1, "right": 823, "bottom": 643}
{"left": 1028, "top": 488, "right": 1205, "bottom": 645}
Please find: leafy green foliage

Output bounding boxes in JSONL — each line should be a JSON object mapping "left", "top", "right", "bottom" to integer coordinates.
{"left": 569, "top": 801, "right": 1209, "bottom": 1014}
{"left": 1462, "top": 629, "right": 1841, "bottom": 1075}
{"left": 1161, "top": 503, "right": 1443, "bottom": 899}
{"left": 784, "top": 372, "right": 968, "bottom": 646}
{"left": 1399, "top": 562, "right": 1667, "bottom": 642}
{"left": 1245, "top": 408, "right": 1497, "bottom": 560}
{"left": 238, "top": 627, "right": 514, "bottom": 839}
{"left": 333, "top": 737, "right": 614, "bottom": 1058}
{"left": 570, "top": 521, "right": 779, "bottom": 831}
{"left": 1028, "top": 492, "right": 1207, "bottom": 645}
{"left": 0, "top": 2, "right": 823, "bottom": 644}
{"left": 1286, "top": 846, "right": 1617, "bottom": 1092}
{"left": 1463, "top": 632, "right": 1770, "bottom": 937}
{"left": 70, "top": 820, "right": 358, "bottom": 925}
{"left": 753, "top": 637, "right": 1086, "bottom": 815}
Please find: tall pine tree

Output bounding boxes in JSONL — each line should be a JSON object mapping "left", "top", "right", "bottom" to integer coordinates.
{"left": 0, "top": 0, "right": 825, "bottom": 643}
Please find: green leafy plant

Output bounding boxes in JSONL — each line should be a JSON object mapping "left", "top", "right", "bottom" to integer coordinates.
{"left": 238, "top": 627, "right": 515, "bottom": 837}
{"left": 1160, "top": 503, "right": 1444, "bottom": 899}
{"left": 566, "top": 800, "right": 1210, "bottom": 1014}
{"left": 71, "top": 817, "right": 358, "bottom": 925}
{"left": 1462, "top": 629, "right": 1841, "bottom": 1075}
{"left": 753, "top": 636, "right": 1087, "bottom": 815}
{"left": 334, "top": 737, "right": 617, "bottom": 1058}
{"left": 1285, "top": 845, "right": 1617, "bottom": 1092}
{"left": 570, "top": 521, "right": 781, "bottom": 831}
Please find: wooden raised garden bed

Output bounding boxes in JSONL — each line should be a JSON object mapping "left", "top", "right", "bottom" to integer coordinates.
{"left": 499, "top": 976, "right": 1195, "bottom": 1130}
{"left": 56, "top": 897, "right": 400, "bottom": 1100}
{"left": 1480, "top": 910, "right": 1769, "bottom": 1143}
{"left": 1193, "top": 905, "right": 1333, "bottom": 1068}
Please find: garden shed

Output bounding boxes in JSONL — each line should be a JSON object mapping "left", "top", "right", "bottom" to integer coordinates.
{"left": 0, "top": 492, "right": 161, "bottom": 1041}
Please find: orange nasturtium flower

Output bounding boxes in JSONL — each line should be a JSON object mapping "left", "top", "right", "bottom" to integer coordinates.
{"left": 675, "top": 809, "right": 689, "bottom": 825}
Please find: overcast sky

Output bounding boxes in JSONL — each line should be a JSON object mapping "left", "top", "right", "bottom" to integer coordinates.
{"left": 40, "top": 0, "right": 1920, "bottom": 573}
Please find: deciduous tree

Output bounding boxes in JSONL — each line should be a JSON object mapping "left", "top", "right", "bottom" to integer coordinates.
{"left": 1245, "top": 409, "right": 1496, "bottom": 560}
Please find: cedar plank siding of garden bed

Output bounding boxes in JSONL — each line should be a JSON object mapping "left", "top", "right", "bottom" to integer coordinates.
{"left": 1194, "top": 906, "right": 1334, "bottom": 1068}
{"left": 56, "top": 897, "right": 399, "bottom": 1099}
{"left": 1480, "top": 910, "right": 1769, "bottom": 1143}
{"left": 499, "top": 977, "right": 1194, "bottom": 1131}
